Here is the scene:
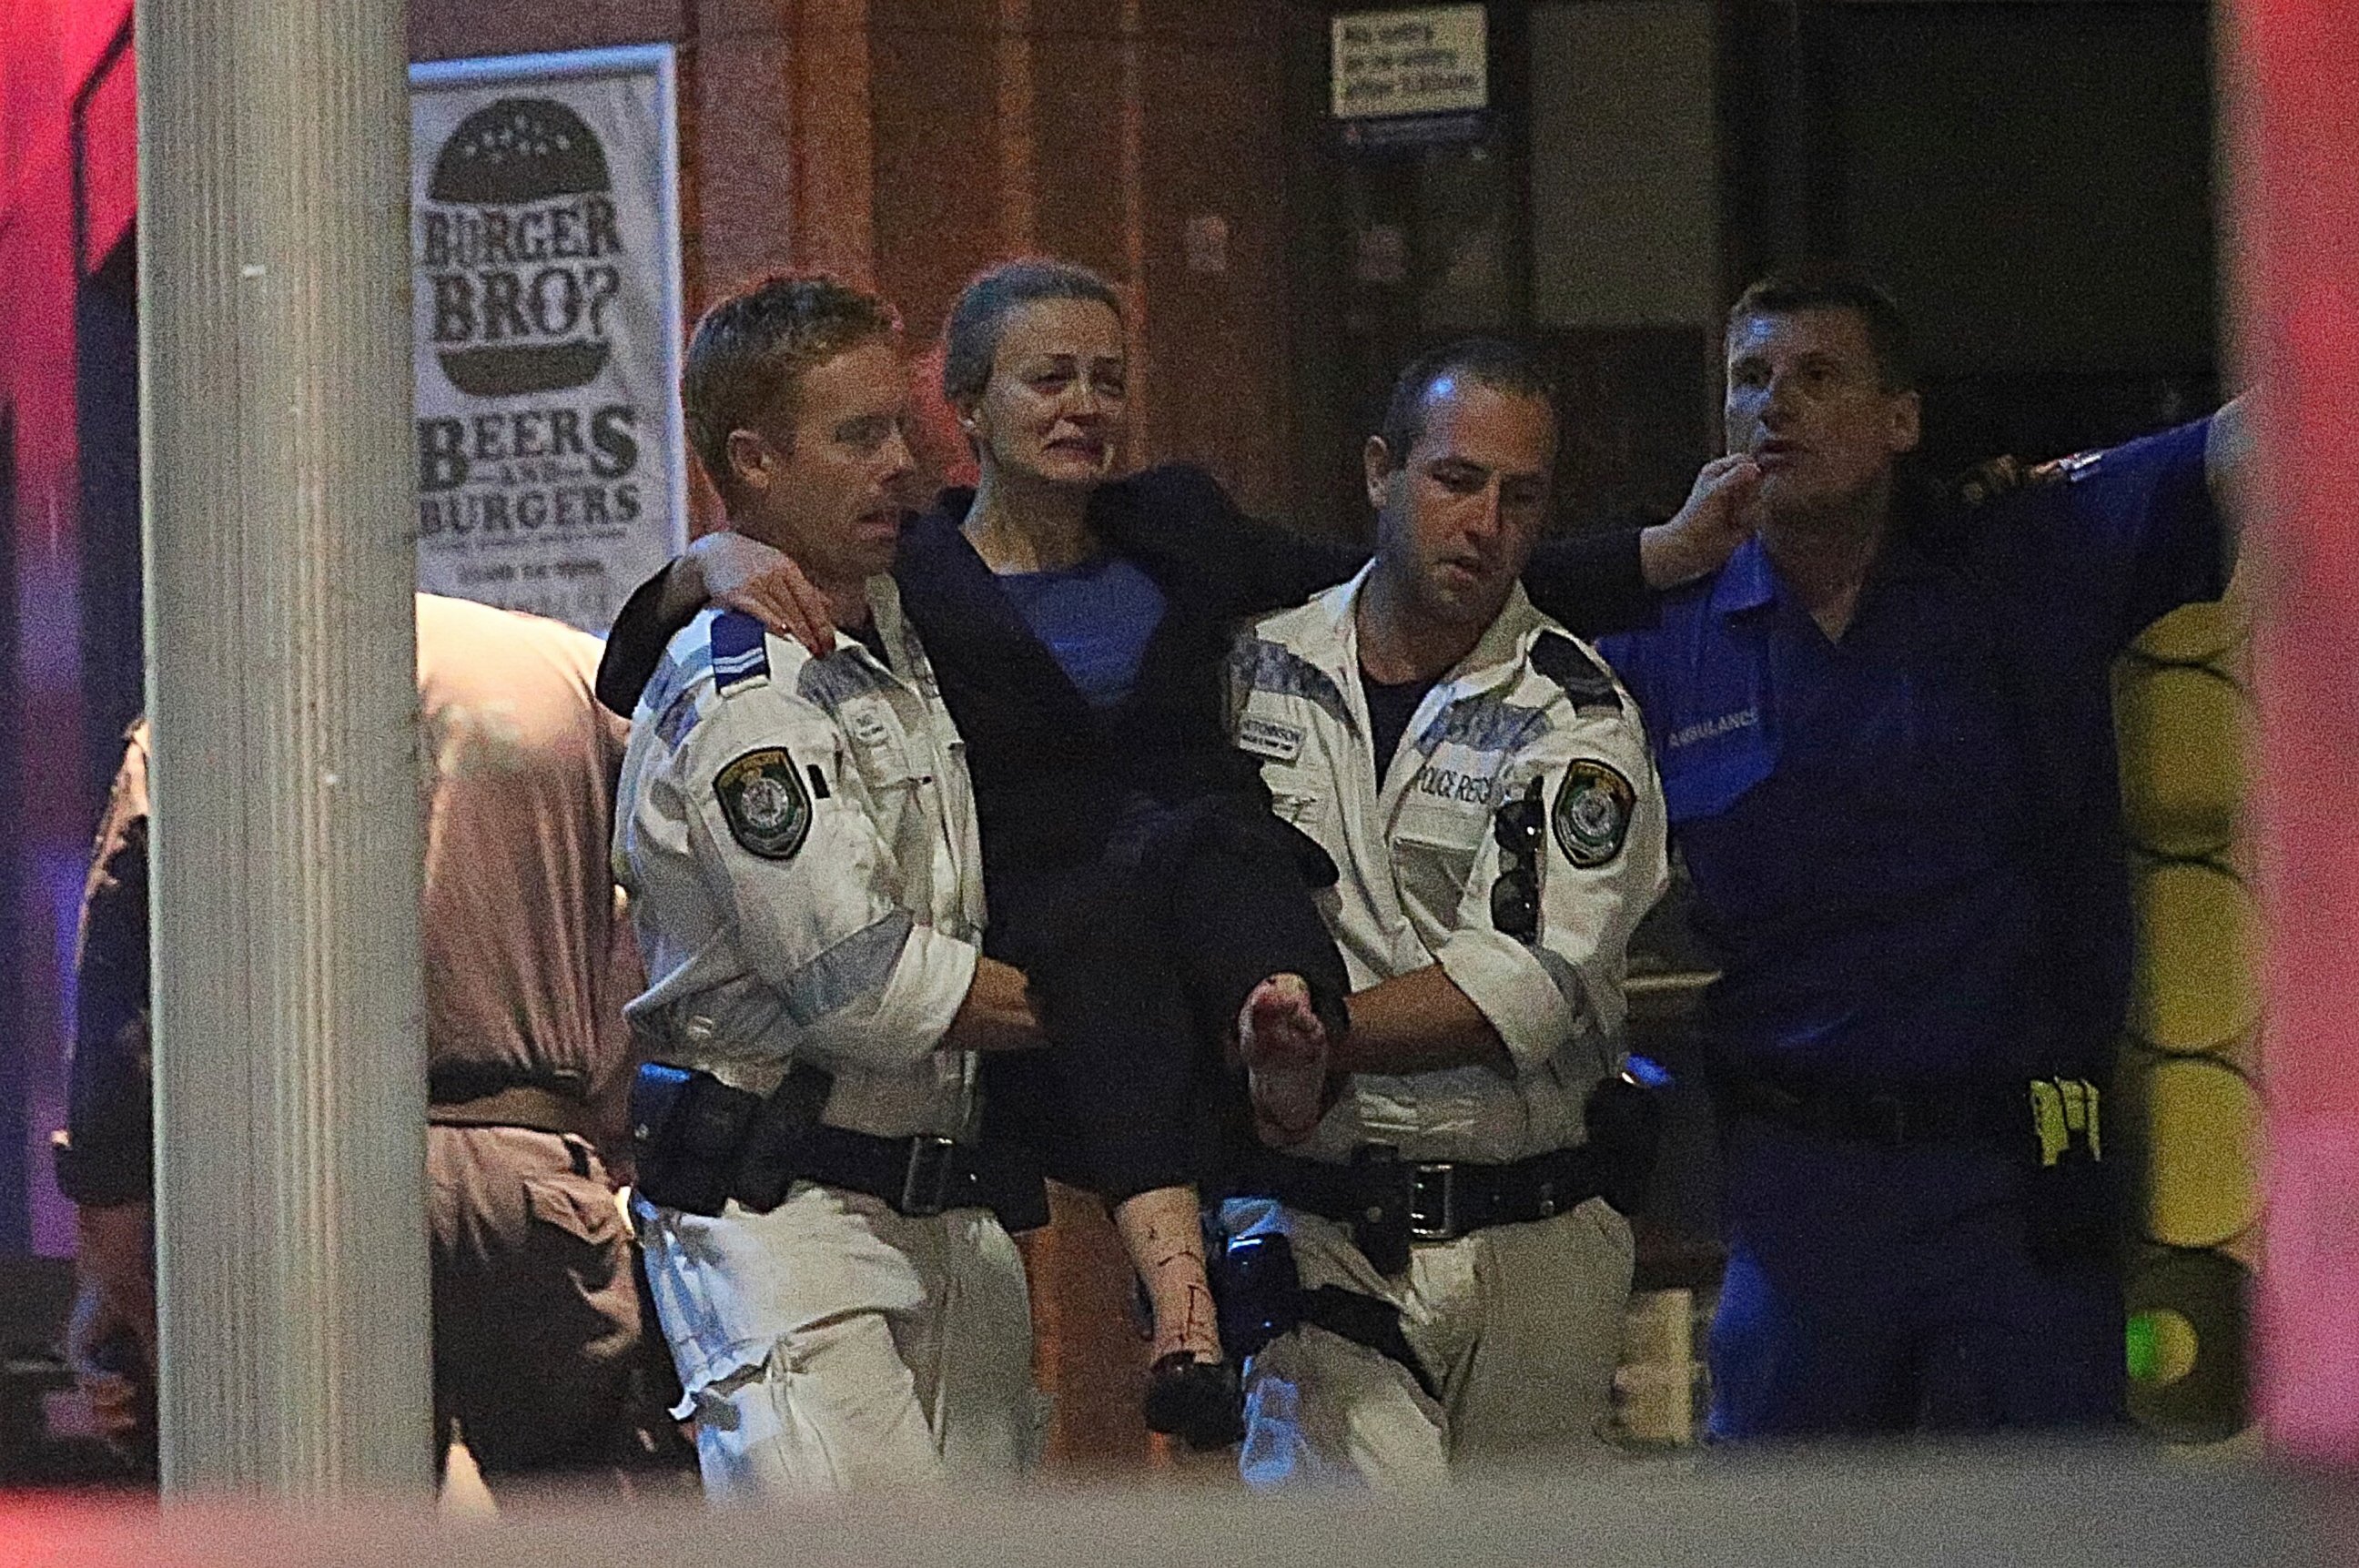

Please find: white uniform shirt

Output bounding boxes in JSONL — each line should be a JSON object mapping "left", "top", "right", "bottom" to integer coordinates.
{"left": 1228, "top": 569, "right": 1669, "bottom": 1165}
{"left": 615, "top": 579, "right": 986, "bottom": 1141}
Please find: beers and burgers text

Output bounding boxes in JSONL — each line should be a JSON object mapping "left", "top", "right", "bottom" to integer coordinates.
{"left": 416, "top": 404, "right": 643, "bottom": 536}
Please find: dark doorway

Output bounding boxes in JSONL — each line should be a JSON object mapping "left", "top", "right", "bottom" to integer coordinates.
{"left": 1722, "top": 0, "right": 2218, "bottom": 473}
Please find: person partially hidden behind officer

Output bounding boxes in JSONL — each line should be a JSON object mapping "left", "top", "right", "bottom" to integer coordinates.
{"left": 617, "top": 273, "right": 1053, "bottom": 1498}
{"left": 1212, "top": 339, "right": 1672, "bottom": 1486}
{"left": 59, "top": 593, "right": 666, "bottom": 1489}
{"left": 1595, "top": 268, "right": 2245, "bottom": 1438}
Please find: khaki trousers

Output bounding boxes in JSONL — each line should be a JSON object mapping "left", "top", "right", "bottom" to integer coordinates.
{"left": 1222, "top": 1193, "right": 1634, "bottom": 1489}
{"left": 429, "top": 1126, "right": 643, "bottom": 1478}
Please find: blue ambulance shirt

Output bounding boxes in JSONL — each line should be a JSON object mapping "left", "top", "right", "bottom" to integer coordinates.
{"left": 1598, "top": 417, "right": 2225, "bottom": 1091}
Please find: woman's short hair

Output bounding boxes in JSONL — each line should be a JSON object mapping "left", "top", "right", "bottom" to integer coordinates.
{"left": 682, "top": 271, "right": 901, "bottom": 499}
{"left": 940, "top": 258, "right": 1125, "bottom": 407}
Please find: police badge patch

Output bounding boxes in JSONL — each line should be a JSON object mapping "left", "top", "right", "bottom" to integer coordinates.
{"left": 1553, "top": 759, "right": 1635, "bottom": 868}
{"left": 715, "top": 748, "right": 812, "bottom": 860}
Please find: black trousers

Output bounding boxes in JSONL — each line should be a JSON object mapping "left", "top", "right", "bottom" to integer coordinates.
{"left": 982, "top": 794, "right": 1350, "bottom": 1205}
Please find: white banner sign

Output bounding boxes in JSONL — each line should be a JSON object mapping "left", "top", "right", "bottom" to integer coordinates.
{"left": 1331, "top": 5, "right": 1488, "bottom": 120}
{"left": 410, "top": 46, "right": 686, "bottom": 633}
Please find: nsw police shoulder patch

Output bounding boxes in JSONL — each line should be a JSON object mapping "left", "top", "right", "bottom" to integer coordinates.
{"left": 715, "top": 748, "right": 811, "bottom": 860}
{"left": 1553, "top": 758, "right": 1635, "bottom": 868}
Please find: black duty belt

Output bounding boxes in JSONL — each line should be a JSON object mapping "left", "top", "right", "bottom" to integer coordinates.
{"left": 1234, "top": 1142, "right": 1605, "bottom": 1274}
{"left": 429, "top": 1081, "right": 592, "bottom": 1138}
{"left": 1714, "top": 1073, "right": 2002, "bottom": 1148}
{"left": 796, "top": 1122, "right": 1019, "bottom": 1219}
{"left": 632, "top": 1059, "right": 1044, "bottom": 1227}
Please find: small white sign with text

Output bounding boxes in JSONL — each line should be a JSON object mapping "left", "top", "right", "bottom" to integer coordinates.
{"left": 1331, "top": 5, "right": 1488, "bottom": 121}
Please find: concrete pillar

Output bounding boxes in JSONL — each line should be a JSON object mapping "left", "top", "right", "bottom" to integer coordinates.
{"left": 137, "top": 0, "right": 430, "bottom": 1495}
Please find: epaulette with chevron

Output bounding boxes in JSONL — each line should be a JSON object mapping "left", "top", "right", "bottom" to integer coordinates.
{"left": 1529, "top": 631, "right": 1621, "bottom": 713}
{"left": 711, "top": 610, "right": 773, "bottom": 696}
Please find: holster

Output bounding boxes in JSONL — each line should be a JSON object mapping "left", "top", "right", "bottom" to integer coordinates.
{"left": 630, "top": 1062, "right": 830, "bottom": 1218}
{"left": 2024, "top": 1154, "right": 2120, "bottom": 1273}
{"left": 1208, "top": 1225, "right": 1440, "bottom": 1401}
{"left": 2020, "top": 1075, "right": 2119, "bottom": 1273}
{"left": 1210, "top": 1228, "right": 1303, "bottom": 1363}
{"left": 1584, "top": 1073, "right": 1665, "bottom": 1217}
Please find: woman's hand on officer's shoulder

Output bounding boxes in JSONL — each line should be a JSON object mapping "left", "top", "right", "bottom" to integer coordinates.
{"left": 680, "top": 530, "right": 838, "bottom": 657}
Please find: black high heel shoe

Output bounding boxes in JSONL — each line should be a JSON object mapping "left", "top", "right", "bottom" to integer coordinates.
{"left": 1142, "top": 1351, "right": 1243, "bottom": 1450}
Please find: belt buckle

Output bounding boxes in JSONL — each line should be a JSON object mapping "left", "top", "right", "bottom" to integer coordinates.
{"left": 900, "top": 1136, "right": 958, "bottom": 1217}
{"left": 1406, "top": 1162, "right": 1459, "bottom": 1240}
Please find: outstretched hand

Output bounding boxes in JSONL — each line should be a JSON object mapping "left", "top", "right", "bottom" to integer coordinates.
{"left": 1639, "top": 454, "right": 1764, "bottom": 590}
{"left": 682, "top": 531, "right": 838, "bottom": 658}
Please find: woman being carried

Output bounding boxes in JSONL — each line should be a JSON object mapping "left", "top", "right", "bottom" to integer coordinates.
{"left": 600, "top": 259, "right": 1737, "bottom": 1445}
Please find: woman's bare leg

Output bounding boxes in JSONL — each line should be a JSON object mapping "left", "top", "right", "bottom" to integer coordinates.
{"left": 1112, "top": 1183, "right": 1220, "bottom": 1363}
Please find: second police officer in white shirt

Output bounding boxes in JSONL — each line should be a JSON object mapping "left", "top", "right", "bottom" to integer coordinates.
{"left": 1220, "top": 340, "right": 1670, "bottom": 1487}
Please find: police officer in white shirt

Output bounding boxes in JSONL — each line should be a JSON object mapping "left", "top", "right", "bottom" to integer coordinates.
{"left": 1218, "top": 339, "right": 1670, "bottom": 1487}
{"left": 618, "top": 275, "right": 1048, "bottom": 1499}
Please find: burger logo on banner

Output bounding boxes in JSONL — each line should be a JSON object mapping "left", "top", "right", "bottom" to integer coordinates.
{"left": 423, "top": 97, "right": 622, "bottom": 397}
{"left": 410, "top": 46, "right": 685, "bottom": 635}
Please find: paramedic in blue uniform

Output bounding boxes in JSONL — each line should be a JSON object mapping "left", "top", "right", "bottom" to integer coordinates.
{"left": 1597, "top": 268, "right": 2244, "bottom": 1438}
